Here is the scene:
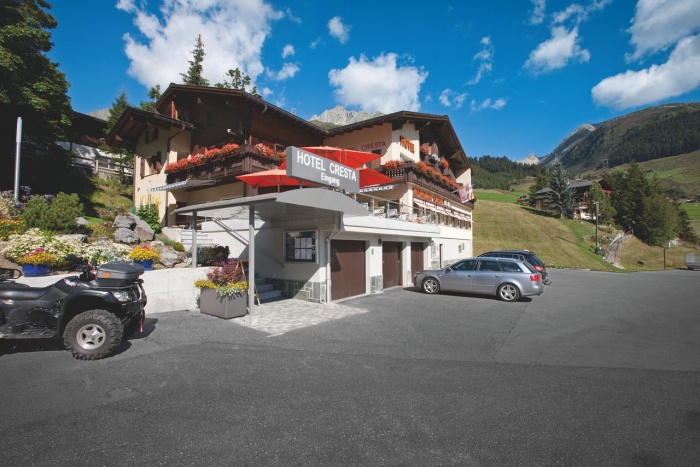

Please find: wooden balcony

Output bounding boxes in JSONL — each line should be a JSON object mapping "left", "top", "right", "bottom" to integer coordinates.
{"left": 166, "top": 146, "right": 281, "bottom": 185}
{"left": 380, "top": 163, "right": 463, "bottom": 203}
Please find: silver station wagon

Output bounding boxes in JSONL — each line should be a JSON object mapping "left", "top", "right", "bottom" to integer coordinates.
{"left": 413, "top": 257, "right": 544, "bottom": 302}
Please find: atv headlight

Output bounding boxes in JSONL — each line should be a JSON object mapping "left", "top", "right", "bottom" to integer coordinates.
{"left": 111, "top": 290, "right": 132, "bottom": 302}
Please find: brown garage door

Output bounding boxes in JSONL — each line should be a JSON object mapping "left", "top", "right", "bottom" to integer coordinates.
{"left": 411, "top": 242, "right": 424, "bottom": 273}
{"left": 382, "top": 241, "right": 402, "bottom": 288}
{"left": 331, "top": 240, "right": 366, "bottom": 301}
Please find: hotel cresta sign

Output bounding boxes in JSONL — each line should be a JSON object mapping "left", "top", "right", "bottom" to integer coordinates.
{"left": 286, "top": 146, "right": 360, "bottom": 192}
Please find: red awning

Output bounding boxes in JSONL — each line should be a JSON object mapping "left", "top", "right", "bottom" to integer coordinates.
{"left": 237, "top": 169, "right": 314, "bottom": 191}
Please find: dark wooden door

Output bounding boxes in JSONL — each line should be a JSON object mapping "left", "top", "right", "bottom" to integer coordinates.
{"left": 382, "top": 241, "right": 402, "bottom": 288}
{"left": 330, "top": 240, "right": 366, "bottom": 300}
{"left": 411, "top": 242, "right": 424, "bottom": 274}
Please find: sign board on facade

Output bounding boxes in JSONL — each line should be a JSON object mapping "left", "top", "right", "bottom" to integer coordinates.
{"left": 286, "top": 146, "right": 360, "bottom": 192}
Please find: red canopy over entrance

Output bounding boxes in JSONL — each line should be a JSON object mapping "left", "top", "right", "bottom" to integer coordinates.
{"left": 236, "top": 169, "right": 314, "bottom": 191}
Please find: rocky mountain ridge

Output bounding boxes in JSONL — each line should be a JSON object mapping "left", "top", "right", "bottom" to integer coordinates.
{"left": 309, "top": 105, "right": 383, "bottom": 126}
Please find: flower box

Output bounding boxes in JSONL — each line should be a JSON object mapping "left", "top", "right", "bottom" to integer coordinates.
{"left": 22, "top": 264, "right": 50, "bottom": 277}
{"left": 199, "top": 288, "right": 247, "bottom": 319}
{"left": 133, "top": 259, "right": 154, "bottom": 270}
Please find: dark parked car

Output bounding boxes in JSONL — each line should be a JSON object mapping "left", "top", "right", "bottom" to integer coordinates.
{"left": 478, "top": 250, "right": 551, "bottom": 285}
{"left": 413, "top": 257, "right": 544, "bottom": 302}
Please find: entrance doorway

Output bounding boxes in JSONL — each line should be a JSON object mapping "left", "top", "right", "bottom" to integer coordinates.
{"left": 330, "top": 240, "right": 366, "bottom": 300}
{"left": 382, "top": 241, "right": 402, "bottom": 288}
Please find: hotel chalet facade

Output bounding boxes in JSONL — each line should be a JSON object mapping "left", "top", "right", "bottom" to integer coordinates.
{"left": 108, "top": 84, "right": 474, "bottom": 303}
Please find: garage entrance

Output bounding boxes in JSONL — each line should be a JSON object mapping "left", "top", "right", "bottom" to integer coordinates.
{"left": 331, "top": 240, "right": 366, "bottom": 301}
{"left": 411, "top": 242, "right": 424, "bottom": 274}
{"left": 382, "top": 241, "right": 402, "bottom": 288}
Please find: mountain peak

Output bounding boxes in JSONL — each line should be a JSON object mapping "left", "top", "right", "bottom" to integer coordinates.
{"left": 309, "top": 105, "right": 384, "bottom": 126}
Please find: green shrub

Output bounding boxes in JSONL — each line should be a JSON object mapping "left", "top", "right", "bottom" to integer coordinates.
{"left": 85, "top": 222, "right": 114, "bottom": 240}
{"left": 22, "top": 193, "right": 84, "bottom": 233}
{"left": 197, "top": 245, "right": 230, "bottom": 266}
{"left": 136, "top": 203, "right": 161, "bottom": 233}
{"left": 0, "top": 218, "right": 25, "bottom": 240}
{"left": 172, "top": 241, "right": 185, "bottom": 252}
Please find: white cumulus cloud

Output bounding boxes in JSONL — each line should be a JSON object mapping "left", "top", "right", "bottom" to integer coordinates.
{"left": 268, "top": 63, "right": 300, "bottom": 81}
{"left": 282, "top": 44, "right": 295, "bottom": 58}
{"left": 328, "top": 53, "right": 428, "bottom": 113}
{"left": 116, "top": 0, "right": 283, "bottom": 90}
{"left": 592, "top": 34, "right": 700, "bottom": 109}
{"left": 525, "top": 0, "right": 609, "bottom": 74}
{"left": 328, "top": 16, "right": 350, "bottom": 44}
{"left": 626, "top": 0, "right": 700, "bottom": 61}
{"left": 525, "top": 26, "right": 590, "bottom": 74}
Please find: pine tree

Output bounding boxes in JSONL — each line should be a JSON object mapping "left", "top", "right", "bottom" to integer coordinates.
{"left": 547, "top": 164, "right": 572, "bottom": 218}
{"left": 180, "top": 34, "right": 209, "bottom": 86}
{"left": 106, "top": 89, "right": 131, "bottom": 134}
{"left": 0, "top": 0, "right": 72, "bottom": 189}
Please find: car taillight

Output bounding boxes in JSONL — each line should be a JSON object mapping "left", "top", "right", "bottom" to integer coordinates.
{"left": 533, "top": 265, "right": 544, "bottom": 272}
{"left": 530, "top": 275, "right": 541, "bottom": 282}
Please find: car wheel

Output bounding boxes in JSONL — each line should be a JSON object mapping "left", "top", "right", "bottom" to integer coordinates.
{"left": 422, "top": 277, "right": 440, "bottom": 294}
{"left": 497, "top": 283, "right": 521, "bottom": 302}
{"left": 63, "top": 310, "right": 123, "bottom": 360}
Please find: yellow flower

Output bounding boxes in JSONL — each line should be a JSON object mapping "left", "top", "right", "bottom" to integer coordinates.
{"left": 128, "top": 246, "right": 160, "bottom": 261}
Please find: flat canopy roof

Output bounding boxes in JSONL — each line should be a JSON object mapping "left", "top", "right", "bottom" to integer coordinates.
{"left": 172, "top": 188, "right": 370, "bottom": 222}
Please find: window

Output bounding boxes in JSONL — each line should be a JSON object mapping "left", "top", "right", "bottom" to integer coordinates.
{"left": 148, "top": 151, "right": 162, "bottom": 174}
{"left": 500, "top": 262, "right": 523, "bottom": 273}
{"left": 451, "top": 259, "right": 477, "bottom": 271}
{"left": 478, "top": 260, "right": 502, "bottom": 272}
{"left": 284, "top": 230, "right": 317, "bottom": 263}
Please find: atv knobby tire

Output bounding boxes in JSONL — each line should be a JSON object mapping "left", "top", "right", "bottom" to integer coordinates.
{"left": 63, "top": 310, "right": 123, "bottom": 360}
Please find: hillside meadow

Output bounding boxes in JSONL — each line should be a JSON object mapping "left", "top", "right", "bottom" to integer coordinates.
{"left": 472, "top": 191, "right": 698, "bottom": 272}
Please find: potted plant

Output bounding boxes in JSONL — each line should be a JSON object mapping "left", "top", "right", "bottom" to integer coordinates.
{"left": 195, "top": 259, "right": 248, "bottom": 319}
{"left": 16, "top": 247, "right": 57, "bottom": 276}
{"left": 128, "top": 245, "right": 160, "bottom": 270}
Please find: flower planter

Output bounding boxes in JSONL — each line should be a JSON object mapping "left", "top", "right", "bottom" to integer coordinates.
{"left": 133, "top": 260, "right": 154, "bottom": 270}
{"left": 199, "top": 288, "right": 247, "bottom": 319}
{"left": 22, "top": 264, "right": 50, "bottom": 277}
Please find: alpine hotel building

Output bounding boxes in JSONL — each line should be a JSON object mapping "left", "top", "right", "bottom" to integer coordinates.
{"left": 108, "top": 84, "right": 475, "bottom": 303}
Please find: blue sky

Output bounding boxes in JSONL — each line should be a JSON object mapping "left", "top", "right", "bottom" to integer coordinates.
{"left": 48, "top": 0, "right": 700, "bottom": 161}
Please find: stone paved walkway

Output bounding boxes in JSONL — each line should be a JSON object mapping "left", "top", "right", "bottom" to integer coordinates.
{"left": 226, "top": 299, "right": 369, "bottom": 336}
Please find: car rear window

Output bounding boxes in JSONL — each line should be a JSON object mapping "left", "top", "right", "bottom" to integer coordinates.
{"left": 527, "top": 255, "right": 544, "bottom": 267}
{"left": 500, "top": 261, "right": 523, "bottom": 273}
{"left": 522, "top": 262, "right": 539, "bottom": 274}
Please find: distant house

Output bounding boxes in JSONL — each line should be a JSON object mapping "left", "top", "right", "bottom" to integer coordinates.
{"left": 58, "top": 112, "right": 131, "bottom": 180}
{"left": 532, "top": 179, "right": 612, "bottom": 218}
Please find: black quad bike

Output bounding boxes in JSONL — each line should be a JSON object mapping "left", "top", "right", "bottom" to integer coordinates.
{"left": 0, "top": 257, "right": 147, "bottom": 360}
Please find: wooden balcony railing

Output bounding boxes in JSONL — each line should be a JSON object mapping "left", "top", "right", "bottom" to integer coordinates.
{"left": 379, "top": 164, "right": 463, "bottom": 203}
{"left": 166, "top": 145, "right": 281, "bottom": 184}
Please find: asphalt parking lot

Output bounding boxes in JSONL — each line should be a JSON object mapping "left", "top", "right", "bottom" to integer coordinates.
{"left": 1, "top": 268, "right": 699, "bottom": 466}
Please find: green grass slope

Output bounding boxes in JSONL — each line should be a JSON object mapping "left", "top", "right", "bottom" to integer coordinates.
{"left": 472, "top": 192, "right": 698, "bottom": 272}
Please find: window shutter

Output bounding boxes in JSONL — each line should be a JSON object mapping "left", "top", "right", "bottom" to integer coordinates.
{"left": 140, "top": 158, "right": 146, "bottom": 178}
{"left": 156, "top": 151, "right": 162, "bottom": 171}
